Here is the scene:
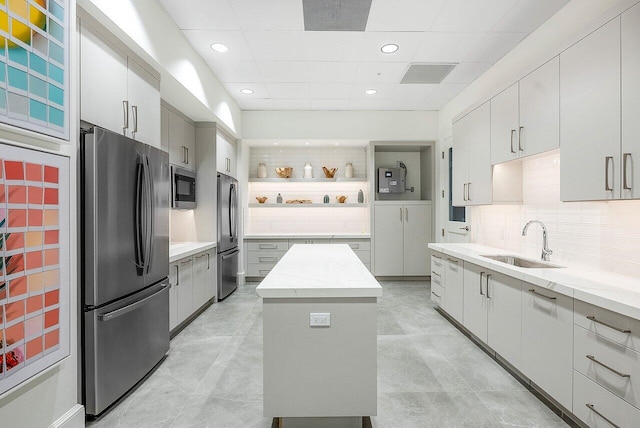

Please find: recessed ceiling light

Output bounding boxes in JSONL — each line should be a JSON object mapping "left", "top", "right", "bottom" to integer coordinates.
{"left": 240, "top": 88, "right": 254, "bottom": 95}
{"left": 365, "top": 89, "right": 377, "bottom": 95}
{"left": 381, "top": 43, "right": 399, "bottom": 54}
{"left": 334, "top": 142, "right": 339, "bottom": 146}
{"left": 210, "top": 43, "right": 228, "bottom": 53}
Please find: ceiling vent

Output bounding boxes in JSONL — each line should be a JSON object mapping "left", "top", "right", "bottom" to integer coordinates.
{"left": 400, "top": 63, "right": 457, "bottom": 84}
{"left": 303, "top": 0, "right": 373, "bottom": 31}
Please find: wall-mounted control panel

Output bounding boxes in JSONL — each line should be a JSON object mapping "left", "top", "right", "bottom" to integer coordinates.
{"left": 310, "top": 313, "right": 331, "bottom": 327}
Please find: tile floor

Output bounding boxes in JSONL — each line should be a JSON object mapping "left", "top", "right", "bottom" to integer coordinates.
{"left": 88, "top": 280, "right": 569, "bottom": 428}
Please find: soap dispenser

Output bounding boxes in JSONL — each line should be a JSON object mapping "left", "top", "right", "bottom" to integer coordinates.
{"left": 277, "top": 193, "right": 283, "bottom": 204}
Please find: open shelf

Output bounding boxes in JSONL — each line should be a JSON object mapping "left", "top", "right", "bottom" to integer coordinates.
{"left": 249, "top": 203, "right": 369, "bottom": 208}
{"left": 249, "top": 177, "right": 367, "bottom": 183}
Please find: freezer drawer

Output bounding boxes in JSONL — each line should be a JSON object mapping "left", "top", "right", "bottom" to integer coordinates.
{"left": 218, "top": 248, "right": 239, "bottom": 300}
{"left": 83, "top": 282, "right": 170, "bottom": 416}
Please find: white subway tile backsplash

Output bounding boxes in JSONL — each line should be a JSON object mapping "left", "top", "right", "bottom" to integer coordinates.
{"left": 472, "top": 152, "right": 640, "bottom": 278}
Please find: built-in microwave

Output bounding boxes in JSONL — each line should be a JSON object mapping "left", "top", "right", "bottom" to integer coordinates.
{"left": 171, "top": 166, "right": 196, "bottom": 209}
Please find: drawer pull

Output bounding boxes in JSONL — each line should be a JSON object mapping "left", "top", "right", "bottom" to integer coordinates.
{"left": 447, "top": 258, "right": 458, "bottom": 263}
{"left": 432, "top": 254, "right": 441, "bottom": 259}
{"left": 259, "top": 269, "right": 271, "bottom": 275}
{"left": 349, "top": 244, "right": 360, "bottom": 249}
{"left": 585, "top": 404, "right": 620, "bottom": 428}
{"left": 431, "top": 271, "right": 441, "bottom": 276}
{"left": 431, "top": 291, "right": 441, "bottom": 298}
{"left": 259, "top": 244, "right": 278, "bottom": 249}
{"left": 587, "top": 315, "right": 631, "bottom": 334}
{"left": 259, "top": 257, "right": 278, "bottom": 262}
{"left": 528, "top": 289, "right": 556, "bottom": 300}
{"left": 586, "top": 355, "right": 630, "bottom": 378}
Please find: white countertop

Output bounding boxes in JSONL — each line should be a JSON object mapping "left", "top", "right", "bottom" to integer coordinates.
{"left": 170, "top": 242, "right": 217, "bottom": 263}
{"left": 245, "top": 234, "right": 370, "bottom": 240}
{"left": 429, "top": 243, "right": 640, "bottom": 321}
{"left": 256, "top": 244, "right": 382, "bottom": 299}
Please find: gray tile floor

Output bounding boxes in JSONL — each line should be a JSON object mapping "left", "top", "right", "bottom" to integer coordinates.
{"left": 88, "top": 280, "right": 569, "bottom": 428}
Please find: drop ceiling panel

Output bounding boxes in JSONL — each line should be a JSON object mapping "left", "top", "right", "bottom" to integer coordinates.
{"left": 417, "top": 83, "right": 466, "bottom": 110}
{"left": 271, "top": 99, "right": 312, "bottom": 109}
{"left": 492, "top": 0, "right": 570, "bottom": 32}
{"left": 267, "top": 83, "right": 310, "bottom": 99}
{"left": 366, "top": 0, "right": 446, "bottom": 31}
{"left": 230, "top": 0, "right": 304, "bottom": 31}
{"left": 237, "top": 98, "right": 274, "bottom": 110}
{"left": 307, "top": 62, "right": 358, "bottom": 83}
{"left": 159, "top": 0, "right": 239, "bottom": 31}
{"left": 464, "top": 32, "right": 527, "bottom": 63}
{"left": 347, "top": 98, "right": 386, "bottom": 110}
{"left": 383, "top": 98, "right": 421, "bottom": 110}
{"left": 440, "top": 62, "right": 493, "bottom": 84}
{"left": 207, "top": 60, "right": 262, "bottom": 83}
{"left": 413, "top": 32, "right": 482, "bottom": 63}
{"left": 309, "top": 83, "right": 352, "bottom": 99}
{"left": 354, "top": 62, "right": 408, "bottom": 84}
{"left": 430, "top": 0, "right": 519, "bottom": 32}
{"left": 224, "top": 82, "right": 270, "bottom": 98}
{"left": 359, "top": 32, "right": 425, "bottom": 62}
{"left": 245, "top": 31, "right": 307, "bottom": 61}
{"left": 304, "top": 31, "right": 365, "bottom": 62}
{"left": 310, "top": 99, "right": 350, "bottom": 110}
{"left": 302, "top": 0, "right": 373, "bottom": 31}
{"left": 388, "top": 84, "right": 438, "bottom": 100}
{"left": 182, "top": 30, "right": 254, "bottom": 61}
{"left": 348, "top": 83, "right": 394, "bottom": 99}
{"left": 258, "top": 61, "right": 309, "bottom": 83}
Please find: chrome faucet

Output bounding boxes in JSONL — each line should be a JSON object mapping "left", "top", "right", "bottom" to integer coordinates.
{"left": 522, "top": 220, "right": 553, "bottom": 261}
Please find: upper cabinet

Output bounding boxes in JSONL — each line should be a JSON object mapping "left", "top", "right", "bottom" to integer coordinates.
{"left": 164, "top": 104, "right": 196, "bottom": 171}
{"left": 452, "top": 102, "right": 492, "bottom": 206}
{"left": 79, "top": 21, "right": 161, "bottom": 148}
{"left": 622, "top": 2, "right": 640, "bottom": 200}
{"left": 560, "top": 17, "right": 621, "bottom": 201}
{"left": 217, "top": 131, "right": 237, "bottom": 178}
{"left": 491, "top": 57, "right": 560, "bottom": 165}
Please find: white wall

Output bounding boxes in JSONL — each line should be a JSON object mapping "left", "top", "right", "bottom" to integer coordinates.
{"left": 78, "top": 0, "right": 242, "bottom": 137}
{"left": 242, "top": 111, "right": 439, "bottom": 141}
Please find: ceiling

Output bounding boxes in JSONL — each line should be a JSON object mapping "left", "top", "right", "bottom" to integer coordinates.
{"left": 158, "top": 0, "right": 569, "bottom": 112}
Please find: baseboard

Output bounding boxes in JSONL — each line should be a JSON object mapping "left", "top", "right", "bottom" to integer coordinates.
{"left": 50, "top": 404, "right": 84, "bottom": 428}
{"left": 238, "top": 271, "right": 246, "bottom": 285}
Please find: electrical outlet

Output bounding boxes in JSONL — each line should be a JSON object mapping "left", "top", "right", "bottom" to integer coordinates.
{"left": 310, "top": 313, "right": 331, "bottom": 327}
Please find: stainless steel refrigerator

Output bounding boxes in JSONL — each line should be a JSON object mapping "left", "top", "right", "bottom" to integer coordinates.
{"left": 81, "top": 126, "right": 170, "bottom": 416}
{"left": 217, "top": 173, "right": 239, "bottom": 300}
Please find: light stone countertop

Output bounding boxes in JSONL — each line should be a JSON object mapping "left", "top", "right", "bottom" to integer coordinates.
{"left": 429, "top": 243, "right": 640, "bottom": 321}
{"left": 244, "top": 234, "right": 370, "bottom": 240}
{"left": 170, "top": 242, "right": 217, "bottom": 263}
{"left": 256, "top": 244, "right": 382, "bottom": 299}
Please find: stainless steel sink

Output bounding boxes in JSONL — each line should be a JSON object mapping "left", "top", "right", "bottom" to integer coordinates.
{"left": 480, "top": 255, "right": 564, "bottom": 269}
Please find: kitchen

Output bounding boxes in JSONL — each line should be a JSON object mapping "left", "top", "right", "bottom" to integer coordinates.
{"left": 0, "top": 1, "right": 638, "bottom": 426}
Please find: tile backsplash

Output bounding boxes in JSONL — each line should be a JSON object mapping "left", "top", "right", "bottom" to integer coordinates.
{"left": 472, "top": 153, "right": 640, "bottom": 277}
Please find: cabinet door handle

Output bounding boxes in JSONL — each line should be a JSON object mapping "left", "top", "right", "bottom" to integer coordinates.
{"left": 185, "top": 147, "right": 189, "bottom": 165}
{"left": 467, "top": 182, "right": 472, "bottom": 201}
{"left": 174, "top": 264, "right": 179, "bottom": 286}
{"left": 605, "top": 156, "right": 614, "bottom": 191}
{"left": 349, "top": 244, "right": 360, "bottom": 249}
{"left": 479, "top": 272, "right": 485, "bottom": 295}
{"left": 259, "top": 256, "right": 278, "bottom": 262}
{"left": 586, "top": 315, "right": 631, "bottom": 334}
{"left": 432, "top": 254, "right": 441, "bottom": 259}
{"left": 259, "top": 269, "right": 271, "bottom": 275}
{"left": 510, "top": 129, "right": 516, "bottom": 153}
{"left": 623, "top": 153, "right": 632, "bottom": 191}
{"left": 122, "top": 100, "right": 129, "bottom": 130}
{"left": 585, "top": 355, "right": 630, "bottom": 378}
{"left": 518, "top": 126, "right": 524, "bottom": 152}
{"left": 485, "top": 274, "right": 492, "bottom": 299}
{"left": 463, "top": 183, "right": 467, "bottom": 201}
{"left": 131, "top": 105, "right": 138, "bottom": 134}
{"left": 258, "top": 244, "right": 278, "bottom": 249}
{"left": 207, "top": 252, "right": 210, "bottom": 269}
{"left": 400, "top": 207, "right": 403, "bottom": 222}
{"left": 431, "top": 291, "right": 441, "bottom": 298}
{"left": 180, "top": 259, "right": 191, "bottom": 265}
{"left": 405, "top": 207, "right": 408, "bottom": 222}
{"left": 447, "top": 258, "right": 458, "bottom": 263}
{"left": 585, "top": 404, "right": 620, "bottom": 428}
{"left": 528, "top": 288, "right": 556, "bottom": 301}
{"left": 431, "top": 271, "right": 441, "bottom": 277}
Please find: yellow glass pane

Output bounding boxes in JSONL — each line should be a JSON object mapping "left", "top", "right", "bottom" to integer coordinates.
{"left": 26, "top": 231, "right": 43, "bottom": 247}
{"left": 44, "top": 269, "right": 59, "bottom": 287}
{"left": 28, "top": 272, "right": 44, "bottom": 292}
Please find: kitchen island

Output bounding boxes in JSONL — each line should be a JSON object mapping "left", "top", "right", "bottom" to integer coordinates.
{"left": 256, "top": 244, "right": 382, "bottom": 428}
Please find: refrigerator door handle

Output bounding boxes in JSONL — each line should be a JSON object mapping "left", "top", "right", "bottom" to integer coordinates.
{"left": 98, "top": 283, "right": 169, "bottom": 321}
{"left": 229, "top": 183, "right": 235, "bottom": 240}
{"left": 145, "top": 156, "right": 155, "bottom": 273}
{"left": 221, "top": 249, "right": 239, "bottom": 260}
{"left": 232, "top": 184, "right": 238, "bottom": 240}
{"left": 134, "top": 159, "right": 145, "bottom": 271}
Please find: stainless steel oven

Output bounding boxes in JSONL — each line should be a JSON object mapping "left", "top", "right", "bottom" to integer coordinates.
{"left": 171, "top": 166, "right": 196, "bottom": 209}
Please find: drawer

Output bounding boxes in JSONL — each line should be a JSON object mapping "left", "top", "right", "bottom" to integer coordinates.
{"left": 330, "top": 239, "right": 371, "bottom": 251}
{"left": 353, "top": 250, "right": 370, "bottom": 265}
{"left": 247, "top": 251, "right": 286, "bottom": 264}
{"left": 431, "top": 253, "right": 445, "bottom": 271}
{"left": 431, "top": 283, "right": 444, "bottom": 306}
{"left": 246, "top": 240, "right": 289, "bottom": 251}
{"left": 288, "top": 239, "right": 330, "bottom": 248}
{"left": 575, "top": 299, "right": 640, "bottom": 353}
{"left": 574, "top": 324, "right": 640, "bottom": 409}
{"left": 573, "top": 370, "right": 640, "bottom": 428}
{"left": 247, "top": 263, "right": 276, "bottom": 277}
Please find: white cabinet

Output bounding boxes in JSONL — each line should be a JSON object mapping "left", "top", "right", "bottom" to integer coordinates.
{"left": 430, "top": 255, "right": 445, "bottom": 306}
{"left": 486, "top": 271, "right": 523, "bottom": 370}
{"left": 175, "top": 257, "right": 193, "bottom": 327}
{"left": 217, "top": 131, "right": 237, "bottom": 178}
{"left": 79, "top": 21, "right": 160, "bottom": 147}
{"left": 169, "top": 261, "right": 179, "bottom": 331}
{"left": 165, "top": 105, "right": 196, "bottom": 170}
{"left": 463, "top": 262, "right": 488, "bottom": 342}
{"left": 491, "top": 57, "right": 560, "bottom": 165}
{"left": 560, "top": 17, "right": 621, "bottom": 201}
{"left": 521, "top": 284, "right": 573, "bottom": 410}
{"left": 622, "top": 3, "right": 640, "bottom": 200}
{"left": 192, "top": 250, "right": 215, "bottom": 307}
{"left": 452, "top": 101, "right": 492, "bottom": 206}
{"left": 374, "top": 203, "right": 431, "bottom": 276}
{"left": 442, "top": 256, "right": 463, "bottom": 323}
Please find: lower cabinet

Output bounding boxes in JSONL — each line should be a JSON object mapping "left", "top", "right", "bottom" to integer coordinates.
{"left": 442, "top": 256, "right": 463, "bottom": 323}
{"left": 463, "top": 262, "right": 488, "bottom": 342}
{"left": 522, "top": 284, "right": 573, "bottom": 410}
{"left": 169, "top": 249, "right": 216, "bottom": 332}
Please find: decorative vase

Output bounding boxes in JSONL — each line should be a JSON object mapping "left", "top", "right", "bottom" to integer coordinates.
{"left": 358, "top": 189, "right": 364, "bottom": 203}
{"left": 277, "top": 193, "right": 283, "bottom": 204}
{"left": 323, "top": 195, "right": 329, "bottom": 204}
{"left": 303, "top": 162, "right": 313, "bottom": 178}
{"left": 257, "top": 163, "right": 267, "bottom": 178}
{"left": 345, "top": 162, "right": 354, "bottom": 178}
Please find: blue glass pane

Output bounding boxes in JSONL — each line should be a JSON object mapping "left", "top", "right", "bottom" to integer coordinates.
{"left": 49, "top": 19, "right": 64, "bottom": 43}
{"left": 49, "top": 1, "right": 64, "bottom": 21}
{"left": 30, "top": 53, "right": 47, "bottom": 76}
{"left": 0, "top": 61, "right": 5, "bottom": 83}
{"left": 48, "top": 63, "right": 63, "bottom": 84}
{"left": 0, "top": 88, "right": 6, "bottom": 110}
{"left": 48, "top": 105, "right": 63, "bottom": 127}
{"left": 29, "top": 98, "right": 46, "bottom": 121}
{"left": 48, "top": 83, "right": 63, "bottom": 105}
{"left": 49, "top": 42, "right": 63, "bottom": 65}
{"left": 29, "top": 75, "right": 46, "bottom": 98}
{"left": 8, "top": 46, "right": 28, "bottom": 67}
{"left": 7, "top": 66, "right": 27, "bottom": 91}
